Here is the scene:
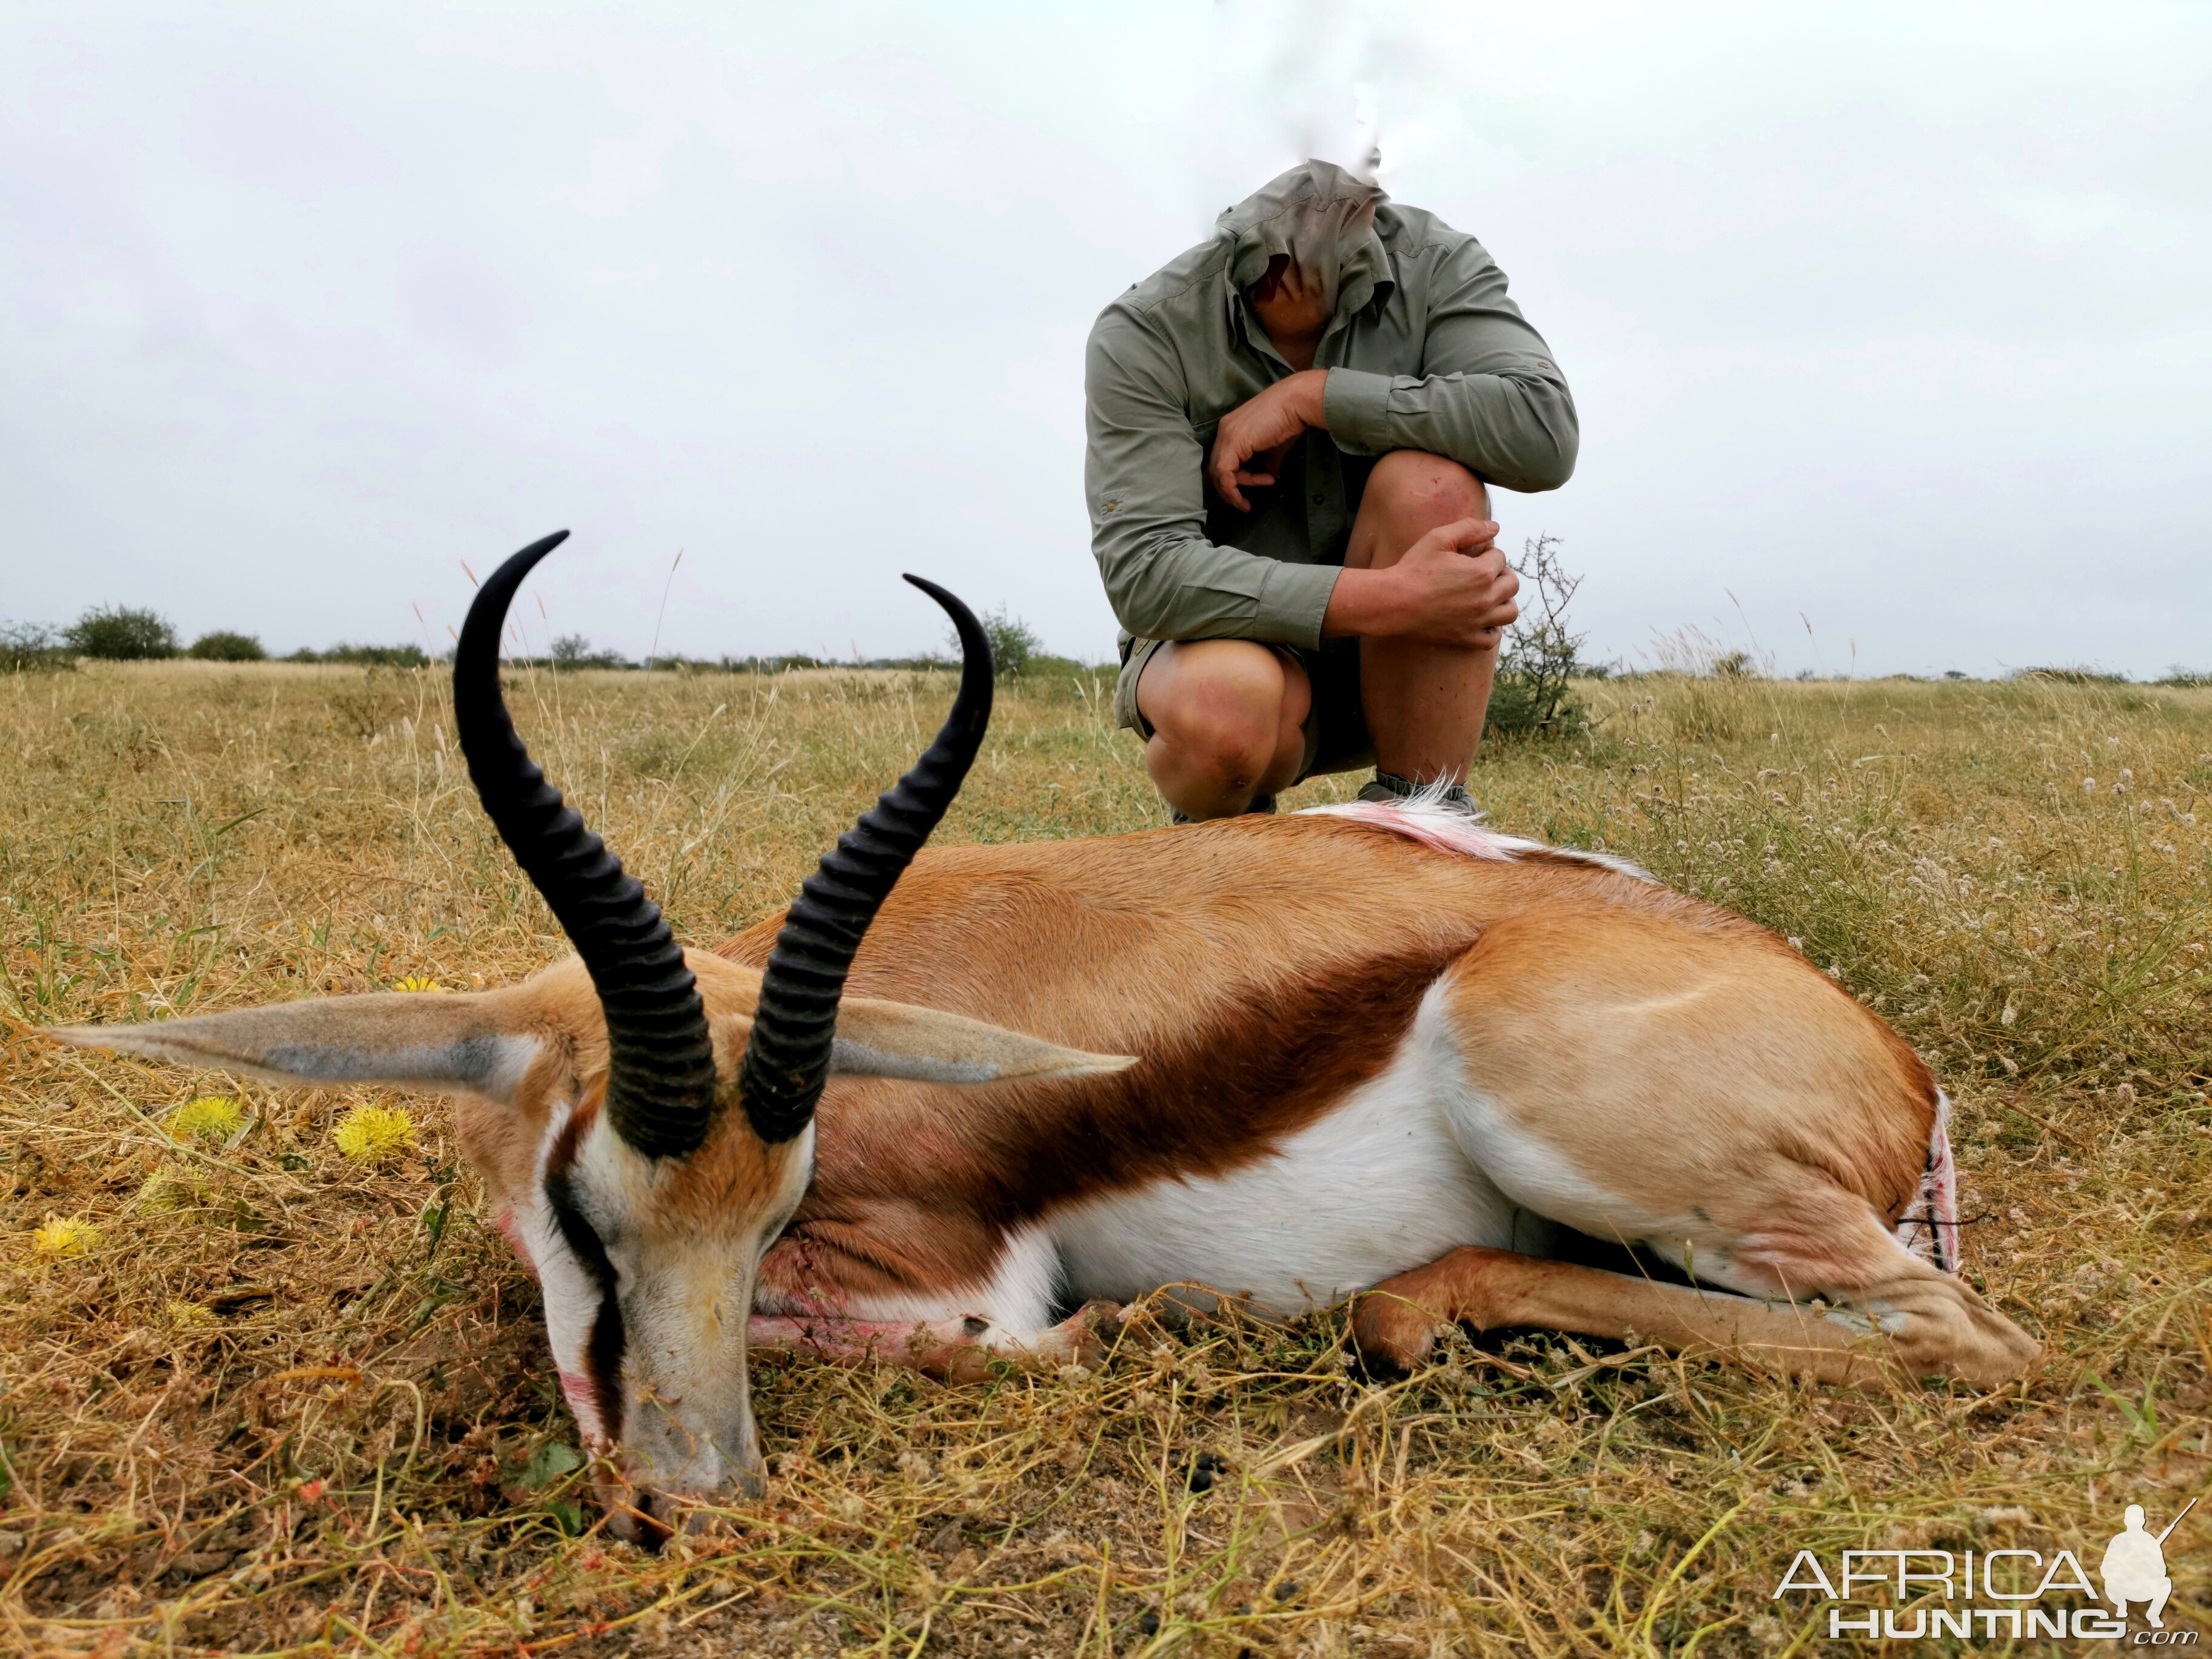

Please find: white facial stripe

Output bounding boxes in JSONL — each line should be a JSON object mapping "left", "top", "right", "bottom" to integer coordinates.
{"left": 523, "top": 1100, "right": 614, "bottom": 1444}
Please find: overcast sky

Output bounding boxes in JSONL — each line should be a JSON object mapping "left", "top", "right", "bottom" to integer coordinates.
{"left": 5, "top": 2, "right": 2207, "bottom": 675}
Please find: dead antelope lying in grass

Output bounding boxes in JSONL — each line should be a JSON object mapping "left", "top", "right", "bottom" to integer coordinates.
{"left": 56, "top": 533, "right": 2037, "bottom": 1544}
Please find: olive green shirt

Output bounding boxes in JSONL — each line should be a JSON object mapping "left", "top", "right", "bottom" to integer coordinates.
{"left": 1085, "top": 166, "right": 1578, "bottom": 652}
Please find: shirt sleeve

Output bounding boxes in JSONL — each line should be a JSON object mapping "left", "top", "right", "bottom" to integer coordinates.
{"left": 1085, "top": 306, "right": 1341, "bottom": 648}
{"left": 1321, "top": 238, "right": 1579, "bottom": 494}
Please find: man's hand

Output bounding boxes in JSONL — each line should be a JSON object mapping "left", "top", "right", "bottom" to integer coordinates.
{"left": 1208, "top": 369, "right": 1327, "bottom": 512}
{"left": 1322, "top": 517, "right": 1519, "bottom": 648}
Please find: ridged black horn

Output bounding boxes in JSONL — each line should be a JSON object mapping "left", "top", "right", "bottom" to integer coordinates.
{"left": 454, "top": 531, "right": 718, "bottom": 1161}
{"left": 738, "top": 576, "right": 993, "bottom": 1143}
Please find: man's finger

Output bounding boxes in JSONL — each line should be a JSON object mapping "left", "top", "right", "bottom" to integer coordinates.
{"left": 1415, "top": 519, "right": 1499, "bottom": 559}
{"left": 1208, "top": 452, "right": 1236, "bottom": 503}
{"left": 1208, "top": 437, "right": 1248, "bottom": 486}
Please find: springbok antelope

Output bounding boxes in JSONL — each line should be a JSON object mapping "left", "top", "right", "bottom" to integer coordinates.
{"left": 56, "top": 534, "right": 2037, "bottom": 1544}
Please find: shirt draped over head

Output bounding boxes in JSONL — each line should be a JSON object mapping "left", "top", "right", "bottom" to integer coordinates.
{"left": 1085, "top": 159, "right": 1578, "bottom": 654}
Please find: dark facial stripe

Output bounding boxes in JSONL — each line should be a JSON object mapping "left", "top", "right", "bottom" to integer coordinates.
{"left": 543, "top": 1125, "right": 626, "bottom": 1446}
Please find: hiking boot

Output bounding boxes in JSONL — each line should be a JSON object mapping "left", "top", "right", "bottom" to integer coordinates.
{"left": 1357, "top": 771, "right": 1476, "bottom": 811}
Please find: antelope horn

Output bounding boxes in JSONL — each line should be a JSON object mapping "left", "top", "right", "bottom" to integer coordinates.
{"left": 453, "top": 531, "right": 719, "bottom": 1159}
{"left": 738, "top": 575, "right": 993, "bottom": 1142}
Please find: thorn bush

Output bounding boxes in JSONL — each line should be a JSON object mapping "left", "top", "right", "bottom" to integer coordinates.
{"left": 65, "top": 605, "right": 178, "bottom": 660}
{"left": 187, "top": 630, "right": 267, "bottom": 662}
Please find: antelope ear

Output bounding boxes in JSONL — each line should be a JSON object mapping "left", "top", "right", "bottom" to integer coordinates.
{"left": 47, "top": 990, "right": 547, "bottom": 1104}
{"left": 714, "top": 997, "right": 1134, "bottom": 1088}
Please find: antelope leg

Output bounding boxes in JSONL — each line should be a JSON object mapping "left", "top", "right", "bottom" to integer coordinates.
{"left": 1352, "top": 1245, "right": 2029, "bottom": 1388}
{"left": 748, "top": 1303, "right": 1114, "bottom": 1382}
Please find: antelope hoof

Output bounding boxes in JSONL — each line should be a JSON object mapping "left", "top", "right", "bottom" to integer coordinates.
{"left": 1068, "top": 1300, "right": 1124, "bottom": 1368}
{"left": 1352, "top": 1294, "right": 1449, "bottom": 1372}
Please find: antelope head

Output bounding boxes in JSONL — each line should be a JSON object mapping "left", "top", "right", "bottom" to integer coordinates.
{"left": 53, "top": 532, "right": 1128, "bottom": 1544}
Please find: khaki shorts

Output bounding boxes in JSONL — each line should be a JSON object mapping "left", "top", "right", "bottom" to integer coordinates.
{"left": 1112, "top": 634, "right": 1376, "bottom": 786}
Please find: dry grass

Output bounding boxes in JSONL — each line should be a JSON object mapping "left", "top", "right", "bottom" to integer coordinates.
{"left": 2, "top": 658, "right": 2209, "bottom": 1656}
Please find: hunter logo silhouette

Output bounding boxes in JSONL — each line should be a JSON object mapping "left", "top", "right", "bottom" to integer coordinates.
{"left": 2102, "top": 1498, "right": 2193, "bottom": 1629}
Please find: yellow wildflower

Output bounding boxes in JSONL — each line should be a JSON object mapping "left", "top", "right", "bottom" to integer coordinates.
{"left": 33, "top": 1216, "right": 102, "bottom": 1258}
{"left": 172, "top": 1095, "right": 245, "bottom": 1142}
{"left": 333, "top": 1104, "right": 417, "bottom": 1166}
{"left": 392, "top": 977, "right": 445, "bottom": 993}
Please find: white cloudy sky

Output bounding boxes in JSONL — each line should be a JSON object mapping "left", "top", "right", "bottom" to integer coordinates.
{"left": 5, "top": 2, "right": 2207, "bottom": 675}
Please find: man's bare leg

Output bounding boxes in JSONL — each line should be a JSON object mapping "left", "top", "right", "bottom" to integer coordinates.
{"left": 1346, "top": 452, "right": 1498, "bottom": 785}
{"left": 1134, "top": 639, "right": 1310, "bottom": 820}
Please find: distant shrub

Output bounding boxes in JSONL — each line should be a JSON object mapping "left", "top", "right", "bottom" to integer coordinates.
{"left": 1485, "top": 534, "right": 1591, "bottom": 740}
{"left": 2156, "top": 667, "right": 2210, "bottom": 688}
{"left": 2015, "top": 666, "right": 2129, "bottom": 685}
{"left": 0, "top": 622, "right": 73, "bottom": 672}
{"left": 550, "top": 634, "right": 632, "bottom": 671}
{"left": 66, "top": 606, "right": 178, "bottom": 660}
{"left": 1024, "top": 652, "right": 1091, "bottom": 679}
{"left": 287, "top": 643, "right": 431, "bottom": 667}
{"left": 948, "top": 608, "right": 1040, "bottom": 680}
{"left": 188, "top": 630, "right": 266, "bottom": 662}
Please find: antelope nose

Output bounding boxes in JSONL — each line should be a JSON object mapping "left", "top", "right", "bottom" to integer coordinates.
{"left": 607, "top": 1487, "right": 677, "bottom": 1553}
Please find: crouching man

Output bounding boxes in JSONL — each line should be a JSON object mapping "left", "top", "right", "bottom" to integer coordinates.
{"left": 1086, "top": 160, "right": 1578, "bottom": 820}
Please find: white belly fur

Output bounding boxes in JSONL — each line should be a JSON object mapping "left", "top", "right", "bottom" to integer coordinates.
{"left": 1051, "top": 980, "right": 1550, "bottom": 1314}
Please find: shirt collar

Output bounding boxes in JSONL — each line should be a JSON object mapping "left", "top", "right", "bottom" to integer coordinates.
{"left": 1225, "top": 227, "right": 1395, "bottom": 360}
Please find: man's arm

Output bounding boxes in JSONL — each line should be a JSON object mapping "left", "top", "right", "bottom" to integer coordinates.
{"left": 1321, "top": 236, "right": 1579, "bottom": 494}
{"left": 1085, "top": 309, "right": 1341, "bottom": 648}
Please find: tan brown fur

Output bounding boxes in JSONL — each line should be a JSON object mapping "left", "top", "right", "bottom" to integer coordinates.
{"left": 1430, "top": 897, "right": 1936, "bottom": 1228}
{"left": 712, "top": 819, "right": 1940, "bottom": 1303}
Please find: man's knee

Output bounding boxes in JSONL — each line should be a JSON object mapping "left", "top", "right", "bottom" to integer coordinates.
{"left": 1139, "top": 643, "right": 1296, "bottom": 785}
{"left": 1365, "top": 450, "right": 1488, "bottom": 532}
